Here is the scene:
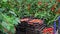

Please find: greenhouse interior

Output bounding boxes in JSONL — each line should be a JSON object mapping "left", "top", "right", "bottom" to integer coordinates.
{"left": 0, "top": 0, "right": 60, "bottom": 34}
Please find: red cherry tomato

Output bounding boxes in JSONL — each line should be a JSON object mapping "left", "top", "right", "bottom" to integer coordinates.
{"left": 51, "top": 7, "right": 55, "bottom": 11}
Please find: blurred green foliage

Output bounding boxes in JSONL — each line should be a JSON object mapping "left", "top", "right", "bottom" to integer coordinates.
{"left": 0, "top": 0, "right": 60, "bottom": 34}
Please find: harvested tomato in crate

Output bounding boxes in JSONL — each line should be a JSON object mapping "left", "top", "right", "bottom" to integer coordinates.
{"left": 28, "top": 19, "right": 43, "bottom": 25}
{"left": 42, "top": 27, "right": 54, "bottom": 34}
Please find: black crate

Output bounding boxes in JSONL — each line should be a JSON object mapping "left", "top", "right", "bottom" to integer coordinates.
{"left": 26, "top": 24, "right": 46, "bottom": 34}
{"left": 16, "top": 18, "right": 46, "bottom": 34}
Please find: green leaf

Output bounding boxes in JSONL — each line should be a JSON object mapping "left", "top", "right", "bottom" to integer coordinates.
{"left": 2, "top": 0, "right": 7, "bottom": 2}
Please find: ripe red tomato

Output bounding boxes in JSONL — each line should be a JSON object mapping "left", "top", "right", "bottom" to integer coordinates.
{"left": 43, "top": 28, "right": 53, "bottom": 34}
{"left": 38, "top": 2, "right": 42, "bottom": 5}
{"left": 51, "top": 4, "right": 57, "bottom": 11}
{"left": 51, "top": 7, "right": 55, "bottom": 11}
